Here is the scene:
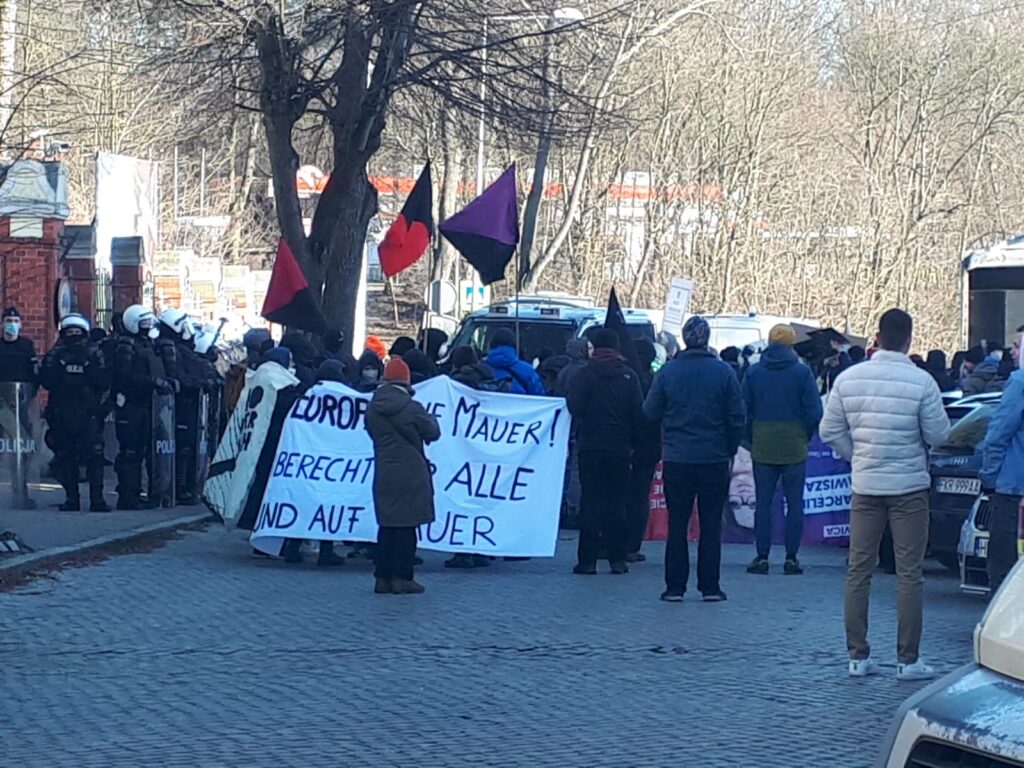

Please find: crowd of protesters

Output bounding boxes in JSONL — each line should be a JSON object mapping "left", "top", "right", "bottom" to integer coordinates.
{"left": 8, "top": 298, "right": 1023, "bottom": 682}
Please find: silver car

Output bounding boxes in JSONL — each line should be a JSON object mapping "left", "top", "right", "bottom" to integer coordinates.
{"left": 958, "top": 494, "right": 992, "bottom": 596}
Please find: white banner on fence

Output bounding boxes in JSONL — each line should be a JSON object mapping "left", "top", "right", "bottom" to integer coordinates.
{"left": 251, "top": 377, "right": 570, "bottom": 557}
{"left": 203, "top": 363, "right": 298, "bottom": 523}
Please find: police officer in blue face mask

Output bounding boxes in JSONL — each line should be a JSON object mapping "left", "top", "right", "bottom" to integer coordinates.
{"left": 38, "top": 314, "right": 110, "bottom": 511}
{"left": 0, "top": 307, "right": 36, "bottom": 383}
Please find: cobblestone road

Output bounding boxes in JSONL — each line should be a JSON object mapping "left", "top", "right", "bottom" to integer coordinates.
{"left": 0, "top": 529, "right": 986, "bottom": 767}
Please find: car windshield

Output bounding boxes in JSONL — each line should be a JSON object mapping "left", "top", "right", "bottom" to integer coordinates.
{"left": 709, "top": 325, "right": 762, "bottom": 351}
{"left": 943, "top": 404, "right": 995, "bottom": 449}
{"left": 448, "top": 318, "right": 576, "bottom": 362}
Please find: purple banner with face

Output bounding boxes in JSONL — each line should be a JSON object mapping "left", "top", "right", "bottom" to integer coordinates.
{"left": 646, "top": 437, "right": 852, "bottom": 547}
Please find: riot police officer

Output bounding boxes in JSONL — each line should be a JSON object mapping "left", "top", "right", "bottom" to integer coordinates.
{"left": 0, "top": 306, "right": 38, "bottom": 508}
{"left": 38, "top": 314, "right": 109, "bottom": 511}
{"left": 113, "top": 304, "right": 170, "bottom": 510}
{"left": 159, "top": 308, "right": 208, "bottom": 504}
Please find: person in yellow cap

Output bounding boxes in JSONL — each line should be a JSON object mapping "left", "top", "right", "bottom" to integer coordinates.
{"left": 741, "top": 323, "right": 823, "bottom": 576}
{"left": 365, "top": 357, "right": 440, "bottom": 595}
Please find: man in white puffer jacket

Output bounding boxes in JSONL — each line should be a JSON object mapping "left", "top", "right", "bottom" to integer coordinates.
{"left": 820, "top": 309, "right": 950, "bottom": 682}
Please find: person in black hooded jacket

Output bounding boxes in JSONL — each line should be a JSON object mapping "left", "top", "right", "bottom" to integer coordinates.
{"left": 567, "top": 328, "right": 644, "bottom": 575}
{"left": 626, "top": 338, "right": 661, "bottom": 562}
{"left": 279, "top": 331, "right": 318, "bottom": 388}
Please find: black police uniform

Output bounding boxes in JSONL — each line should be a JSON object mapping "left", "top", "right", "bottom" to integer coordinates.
{"left": 113, "top": 331, "right": 167, "bottom": 509}
{"left": 38, "top": 335, "right": 109, "bottom": 510}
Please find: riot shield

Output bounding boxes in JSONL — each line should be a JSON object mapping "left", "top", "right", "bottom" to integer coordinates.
{"left": 193, "top": 392, "right": 211, "bottom": 499}
{"left": 0, "top": 382, "right": 41, "bottom": 509}
{"left": 149, "top": 391, "right": 176, "bottom": 508}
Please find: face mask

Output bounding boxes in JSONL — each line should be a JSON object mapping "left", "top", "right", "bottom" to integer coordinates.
{"left": 64, "top": 331, "right": 85, "bottom": 343}
{"left": 4, "top": 320, "right": 20, "bottom": 339}
{"left": 362, "top": 368, "right": 379, "bottom": 383}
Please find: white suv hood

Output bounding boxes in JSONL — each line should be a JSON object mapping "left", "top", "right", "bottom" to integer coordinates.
{"left": 976, "top": 559, "right": 1024, "bottom": 682}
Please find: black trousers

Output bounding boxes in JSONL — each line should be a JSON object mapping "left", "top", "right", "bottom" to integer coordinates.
{"left": 987, "top": 493, "right": 1022, "bottom": 594}
{"left": 628, "top": 459, "right": 658, "bottom": 554}
{"left": 578, "top": 450, "right": 631, "bottom": 566}
{"left": 375, "top": 526, "right": 417, "bottom": 580}
{"left": 115, "top": 403, "right": 150, "bottom": 502}
{"left": 50, "top": 418, "right": 104, "bottom": 502}
{"left": 175, "top": 390, "right": 200, "bottom": 499}
{"left": 663, "top": 461, "right": 730, "bottom": 595}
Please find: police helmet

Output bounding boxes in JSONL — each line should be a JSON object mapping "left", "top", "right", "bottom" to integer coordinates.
{"left": 159, "top": 308, "right": 194, "bottom": 341}
{"left": 194, "top": 331, "right": 215, "bottom": 355}
{"left": 122, "top": 304, "right": 156, "bottom": 335}
{"left": 59, "top": 313, "right": 90, "bottom": 334}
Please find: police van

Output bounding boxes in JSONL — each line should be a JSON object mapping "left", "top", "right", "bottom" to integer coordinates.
{"left": 440, "top": 294, "right": 661, "bottom": 363}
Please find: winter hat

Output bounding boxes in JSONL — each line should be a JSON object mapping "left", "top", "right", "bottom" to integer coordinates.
{"left": 592, "top": 328, "right": 620, "bottom": 351}
{"left": 323, "top": 328, "right": 344, "bottom": 354}
{"left": 769, "top": 324, "right": 796, "bottom": 347}
{"left": 2, "top": 306, "right": 21, "bottom": 320}
{"left": 490, "top": 328, "right": 516, "bottom": 350}
{"left": 965, "top": 346, "right": 986, "bottom": 365}
{"left": 383, "top": 357, "right": 411, "bottom": 385}
{"left": 389, "top": 336, "right": 416, "bottom": 358}
{"left": 450, "top": 345, "right": 479, "bottom": 369}
{"left": 365, "top": 335, "right": 387, "bottom": 360}
{"left": 682, "top": 316, "right": 710, "bottom": 349}
{"left": 316, "top": 359, "right": 348, "bottom": 383}
{"left": 403, "top": 348, "right": 437, "bottom": 381}
{"left": 262, "top": 346, "right": 292, "bottom": 369}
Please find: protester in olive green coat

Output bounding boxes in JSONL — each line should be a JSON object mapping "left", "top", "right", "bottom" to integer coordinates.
{"left": 365, "top": 357, "right": 440, "bottom": 595}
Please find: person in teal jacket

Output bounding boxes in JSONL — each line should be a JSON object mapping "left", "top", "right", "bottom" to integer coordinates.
{"left": 980, "top": 324, "right": 1024, "bottom": 593}
{"left": 741, "top": 324, "right": 823, "bottom": 576}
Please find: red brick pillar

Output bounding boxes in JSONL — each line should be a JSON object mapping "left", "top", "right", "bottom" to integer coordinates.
{"left": 0, "top": 217, "right": 63, "bottom": 352}
{"left": 110, "top": 236, "right": 145, "bottom": 312}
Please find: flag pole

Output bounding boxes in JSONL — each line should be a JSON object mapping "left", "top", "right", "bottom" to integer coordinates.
{"left": 514, "top": 247, "right": 520, "bottom": 354}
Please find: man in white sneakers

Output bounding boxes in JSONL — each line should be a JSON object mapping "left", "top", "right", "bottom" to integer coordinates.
{"left": 820, "top": 309, "right": 950, "bottom": 681}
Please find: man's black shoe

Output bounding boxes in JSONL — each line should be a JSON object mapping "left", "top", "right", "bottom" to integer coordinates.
{"left": 445, "top": 554, "right": 475, "bottom": 569}
{"left": 784, "top": 557, "right": 804, "bottom": 575}
{"left": 316, "top": 551, "right": 346, "bottom": 568}
{"left": 702, "top": 591, "right": 728, "bottom": 602}
{"left": 90, "top": 499, "right": 111, "bottom": 513}
{"left": 625, "top": 552, "right": 646, "bottom": 563}
{"left": 573, "top": 563, "right": 597, "bottom": 575}
{"left": 59, "top": 499, "right": 80, "bottom": 512}
{"left": 746, "top": 556, "right": 769, "bottom": 575}
{"left": 660, "top": 590, "right": 684, "bottom": 603}
{"left": 609, "top": 561, "right": 629, "bottom": 575}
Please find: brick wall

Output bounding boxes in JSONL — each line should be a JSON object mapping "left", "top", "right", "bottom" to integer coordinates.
{"left": 0, "top": 217, "right": 62, "bottom": 352}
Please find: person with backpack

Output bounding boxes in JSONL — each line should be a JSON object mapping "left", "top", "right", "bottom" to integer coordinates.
{"left": 484, "top": 329, "right": 546, "bottom": 396}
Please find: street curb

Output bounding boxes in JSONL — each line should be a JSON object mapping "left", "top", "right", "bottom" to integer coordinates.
{"left": 0, "top": 511, "right": 214, "bottom": 584}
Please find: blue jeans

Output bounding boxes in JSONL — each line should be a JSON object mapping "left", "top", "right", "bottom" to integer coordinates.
{"left": 753, "top": 461, "right": 807, "bottom": 559}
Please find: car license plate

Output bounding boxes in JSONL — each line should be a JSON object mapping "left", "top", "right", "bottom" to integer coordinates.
{"left": 936, "top": 477, "right": 981, "bottom": 495}
{"left": 975, "top": 537, "right": 988, "bottom": 558}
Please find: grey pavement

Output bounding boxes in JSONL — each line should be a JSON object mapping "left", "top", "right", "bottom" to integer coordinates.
{"left": 0, "top": 530, "right": 986, "bottom": 767}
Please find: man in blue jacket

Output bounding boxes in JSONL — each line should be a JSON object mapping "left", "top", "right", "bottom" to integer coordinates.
{"left": 484, "top": 328, "right": 547, "bottom": 396}
{"left": 742, "top": 324, "right": 823, "bottom": 576}
{"left": 980, "top": 324, "right": 1024, "bottom": 593}
{"left": 644, "top": 316, "right": 745, "bottom": 603}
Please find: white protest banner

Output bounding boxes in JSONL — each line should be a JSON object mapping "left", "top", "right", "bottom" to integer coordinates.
{"left": 202, "top": 363, "right": 299, "bottom": 523}
{"left": 663, "top": 277, "right": 694, "bottom": 337}
{"left": 251, "top": 377, "right": 570, "bottom": 557}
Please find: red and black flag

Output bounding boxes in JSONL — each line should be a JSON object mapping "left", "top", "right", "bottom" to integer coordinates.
{"left": 378, "top": 161, "right": 434, "bottom": 278}
{"left": 261, "top": 238, "right": 328, "bottom": 334}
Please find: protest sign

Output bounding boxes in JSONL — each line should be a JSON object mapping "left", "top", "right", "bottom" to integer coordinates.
{"left": 251, "top": 377, "right": 570, "bottom": 557}
{"left": 662, "top": 278, "right": 694, "bottom": 338}
{"left": 203, "top": 363, "right": 299, "bottom": 523}
{"left": 644, "top": 437, "right": 851, "bottom": 546}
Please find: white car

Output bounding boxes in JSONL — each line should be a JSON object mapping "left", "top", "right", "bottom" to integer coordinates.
{"left": 878, "top": 559, "right": 1024, "bottom": 766}
{"left": 958, "top": 494, "right": 992, "bottom": 595}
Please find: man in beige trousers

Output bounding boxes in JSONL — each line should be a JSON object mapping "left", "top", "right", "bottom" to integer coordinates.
{"left": 820, "top": 309, "right": 950, "bottom": 681}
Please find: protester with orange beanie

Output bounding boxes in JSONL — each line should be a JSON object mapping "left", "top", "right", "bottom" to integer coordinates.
{"left": 364, "top": 357, "right": 440, "bottom": 594}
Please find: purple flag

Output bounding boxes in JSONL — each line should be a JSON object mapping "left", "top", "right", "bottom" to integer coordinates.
{"left": 439, "top": 164, "right": 520, "bottom": 285}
